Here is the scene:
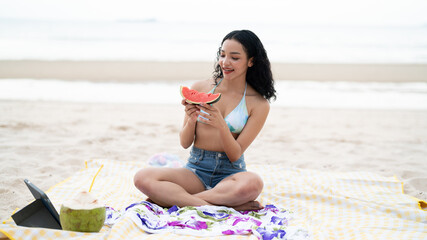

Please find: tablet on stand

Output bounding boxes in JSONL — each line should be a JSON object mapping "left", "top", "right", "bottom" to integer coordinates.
{"left": 11, "top": 179, "right": 61, "bottom": 229}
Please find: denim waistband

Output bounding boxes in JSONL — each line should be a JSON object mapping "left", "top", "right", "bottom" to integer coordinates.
{"left": 191, "top": 146, "right": 227, "bottom": 159}
{"left": 191, "top": 146, "right": 245, "bottom": 161}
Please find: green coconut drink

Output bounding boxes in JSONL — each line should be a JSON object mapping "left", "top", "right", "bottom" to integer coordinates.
{"left": 60, "top": 191, "right": 106, "bottom": 232}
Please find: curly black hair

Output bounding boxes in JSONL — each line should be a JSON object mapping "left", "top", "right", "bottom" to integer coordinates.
{"left": 212, "top": 30, "right": 276, "bottom": 102}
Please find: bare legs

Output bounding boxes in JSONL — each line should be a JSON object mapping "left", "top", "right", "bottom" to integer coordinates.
{"left": 134, "top": 167, "right": 207, "bottom": 207}
{"left": 194, "top": 172, "right": 264, "bottom": 210}
{"left": 133, "top": 167, "right": 263, "bottom": 211}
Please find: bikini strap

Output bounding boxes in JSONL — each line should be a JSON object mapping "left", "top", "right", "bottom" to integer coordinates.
{"left": 212, "top": 78, "right": 223, "bottom": 92}
{"left": 211, "top": 79, "right": 246, "bottom": 96}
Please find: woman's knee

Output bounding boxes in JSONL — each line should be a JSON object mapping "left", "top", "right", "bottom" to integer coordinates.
{"left": 133, "top": 168, "right": 157, "bottom": 193}
{"left": 236, "top": 173, "right": 264, "bottom": 200}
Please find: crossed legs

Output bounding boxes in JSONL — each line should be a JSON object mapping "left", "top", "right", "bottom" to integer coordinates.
{"left": 133, "top": 167, "right": 263, "bottom": 211}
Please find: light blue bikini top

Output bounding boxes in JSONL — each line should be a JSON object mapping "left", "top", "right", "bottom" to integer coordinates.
{"left": 198, "top": 79, "right": 249, "bottom": 134}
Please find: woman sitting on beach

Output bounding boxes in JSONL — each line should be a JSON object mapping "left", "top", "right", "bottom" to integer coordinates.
{"left": 134, "top": 30, "right": 276, "bottom": 211}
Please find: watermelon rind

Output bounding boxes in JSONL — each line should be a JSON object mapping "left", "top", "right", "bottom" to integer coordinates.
{"left": 180, "top": 86, "right": 221, "bottom": 105}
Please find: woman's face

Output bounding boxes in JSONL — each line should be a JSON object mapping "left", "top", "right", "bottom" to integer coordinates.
{"left": 219, "top": 39, "right": 253, "bottom": 81}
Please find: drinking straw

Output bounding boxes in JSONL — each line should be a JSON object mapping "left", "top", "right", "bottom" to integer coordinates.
{"left": 89, "top": 164, "right": 104, "bottom": 192}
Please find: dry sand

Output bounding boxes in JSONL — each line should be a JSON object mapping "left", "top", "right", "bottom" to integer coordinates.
{"left": 1, "top": 100, "right": 426, "bottom": 221}
{"left": 1, "top": 60, "right": 427, "bottom": 82}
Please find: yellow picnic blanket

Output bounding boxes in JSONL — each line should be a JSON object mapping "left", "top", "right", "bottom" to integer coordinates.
{"left": 1, "top": 159, "right": 426, "bottom": 240}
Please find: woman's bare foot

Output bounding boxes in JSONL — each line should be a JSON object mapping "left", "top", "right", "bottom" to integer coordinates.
{"left": 146, "top": 197, "right": 262, "bottom": 212}
{"left": 232, "top": 201, "right": 263, "bottom": 211}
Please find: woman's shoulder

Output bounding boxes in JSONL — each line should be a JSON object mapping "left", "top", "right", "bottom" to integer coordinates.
{"left": 190, "top": 79, "right": 216, "bottom": 92}
{"left": 246, "top": 86, "right": 270, "bottom": 114}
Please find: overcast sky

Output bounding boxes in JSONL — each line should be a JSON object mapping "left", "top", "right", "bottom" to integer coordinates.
{"left": 1, "top": 0, "right": 427, "bottom": 26}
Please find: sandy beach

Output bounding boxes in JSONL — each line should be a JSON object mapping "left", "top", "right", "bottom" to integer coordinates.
{"left": 1, "top": 99, "right": 427, "bottom": 222}
{"left": 1, "top": 60, "right": 427, "bottom": 224}
{"left": 1, "top": 61, "right": 427, "bottom": 82}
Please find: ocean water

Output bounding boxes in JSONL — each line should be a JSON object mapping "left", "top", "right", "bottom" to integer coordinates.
{"left": 1, "top": 79, "right": 427, "bottom": 110}
{"left": 1, "top": 19, "right": 427, "bottom": 63}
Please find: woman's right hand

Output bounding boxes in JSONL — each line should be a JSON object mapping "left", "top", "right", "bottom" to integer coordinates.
{"left": 181, "top": 99, "right": 198, "bottom": 123}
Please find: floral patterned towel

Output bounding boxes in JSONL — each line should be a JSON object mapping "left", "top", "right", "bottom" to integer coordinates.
{"left": 105, "top": 201, "right": 310, "bottom": 240}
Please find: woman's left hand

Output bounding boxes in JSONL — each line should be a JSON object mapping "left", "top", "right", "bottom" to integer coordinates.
{"left": 197, "top": 103, "right": 226, "bottom": 129}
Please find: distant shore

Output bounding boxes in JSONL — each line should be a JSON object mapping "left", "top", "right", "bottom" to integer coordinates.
{"left": 1, "top": 60, "right": 426, "bottom": 82}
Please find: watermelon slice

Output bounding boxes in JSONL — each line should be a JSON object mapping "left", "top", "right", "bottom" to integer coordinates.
{"left": 180, "top": 86, "right": 221, "bottom": 104}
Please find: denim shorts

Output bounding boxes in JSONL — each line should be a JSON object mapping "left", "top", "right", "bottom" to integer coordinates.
{"left": 184, "top": 146, "right": 247, "bottom": 190}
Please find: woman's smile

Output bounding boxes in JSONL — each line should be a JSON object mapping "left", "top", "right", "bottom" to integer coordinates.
{"left": 222, "top": 68, "right": 234, "bottom": 74}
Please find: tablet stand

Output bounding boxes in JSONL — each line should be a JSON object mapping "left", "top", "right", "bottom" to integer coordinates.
{"left": 11, "top": 179, "right": 61, "bottom": 229}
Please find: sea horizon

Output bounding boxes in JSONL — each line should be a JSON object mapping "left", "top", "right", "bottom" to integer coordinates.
{"left": 1, "top": 18, "right": 427, "bottom": 64}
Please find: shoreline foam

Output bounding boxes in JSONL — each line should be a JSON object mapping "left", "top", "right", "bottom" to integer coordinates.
{"left": 1, "top": 79, "right": 427, "bottom": 110}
